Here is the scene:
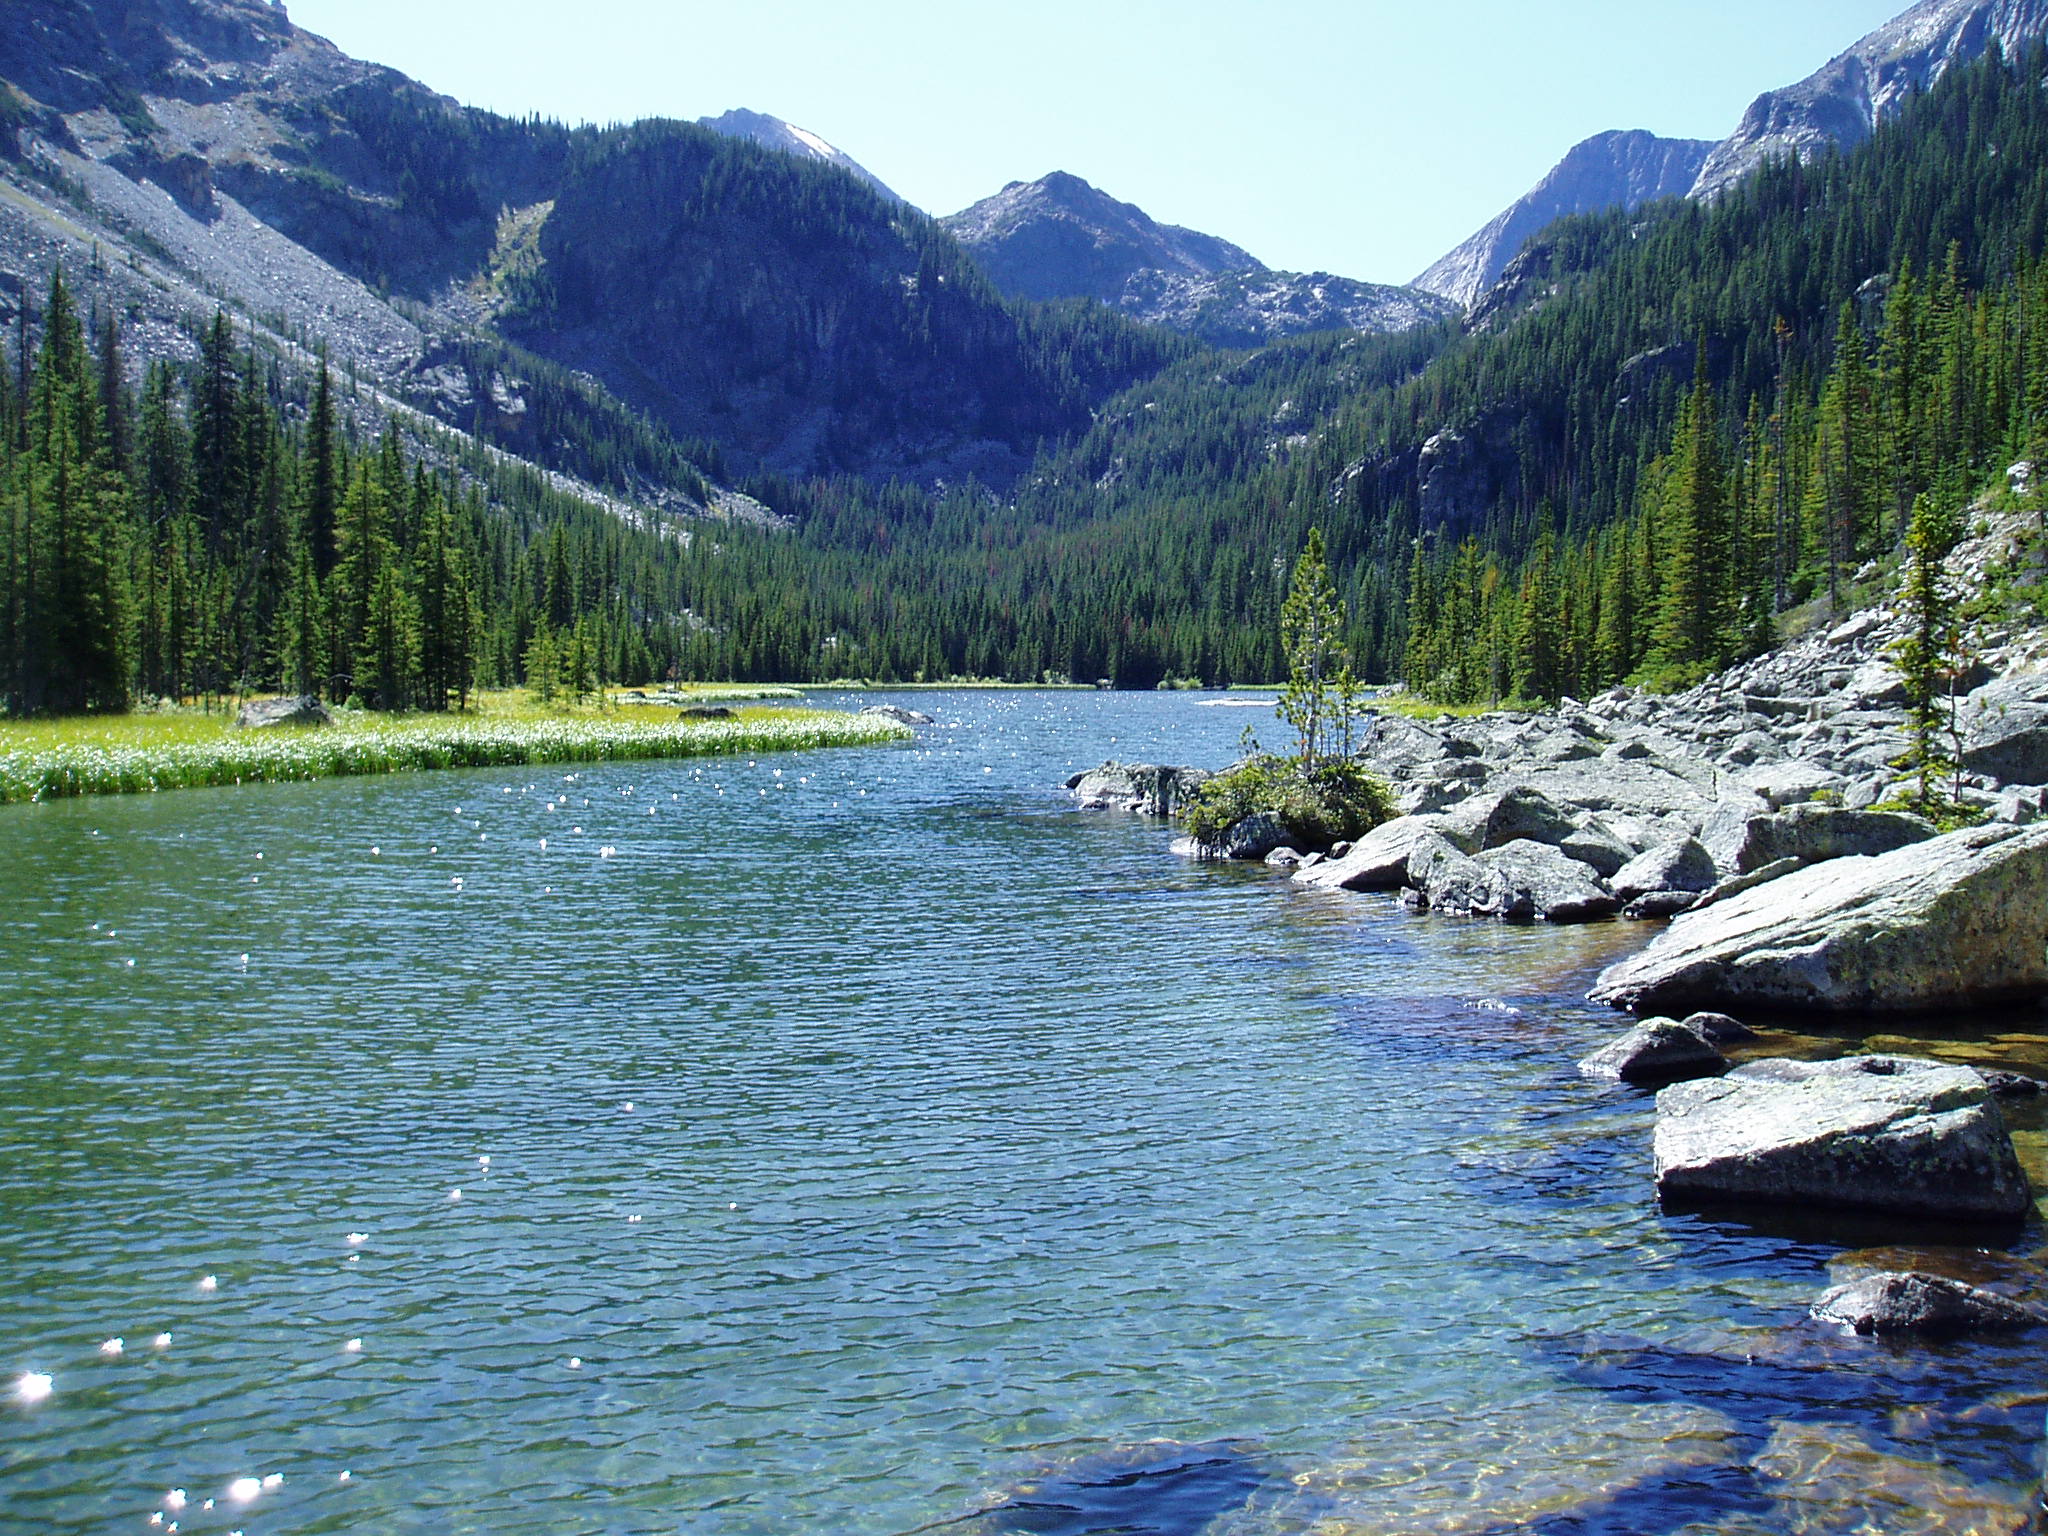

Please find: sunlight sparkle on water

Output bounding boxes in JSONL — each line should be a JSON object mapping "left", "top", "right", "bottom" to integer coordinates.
{"left": 15, "top": 1371, "right": 52, "bottom": 1404}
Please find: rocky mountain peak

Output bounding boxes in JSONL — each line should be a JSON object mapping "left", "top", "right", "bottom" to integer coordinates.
{"left": 1691, "top": 0, "right": 2048, "bottom": 198}
{"left": 1413, "top": 129, "right": 1713, "bottom": 309}
{"left": 696, "top": 108, "right": 903, "bottom": 204}
{"left": 941, "top": 171, "right": 1264, "bottom": 305}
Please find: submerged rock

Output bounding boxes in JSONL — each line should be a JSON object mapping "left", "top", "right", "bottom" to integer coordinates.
{"left": 1240, "top": 1399, "right": 1737, "bottom": 1536}
{"left": 1579, "top": 1017, "right": 1728, "bottom": 1085}
{"left": 958, "top": 1439, "right": 1269, "bottom": 1536}
{"left": 235, "top": 694, "right": 332, "bottom": 729}
{"left": 1811, "top": 1270, "right": 2048, "bottom": 1336}
{"left": 1652, "top": 1056, "right": 2032, "bottom": 1221}
{"left": 1589, "top": 824, "right": 2048, "bottom": 1015}
{"left": 1753, "top": 1421, "right": 2034, "bottom": 1536}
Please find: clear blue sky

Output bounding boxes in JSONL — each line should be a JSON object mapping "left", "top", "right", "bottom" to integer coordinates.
{"left": 283, "top": 0, "right": 1912, "bottom": 284}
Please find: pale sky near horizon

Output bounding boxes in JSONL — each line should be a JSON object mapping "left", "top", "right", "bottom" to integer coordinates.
{"left": 283, "top": 0, "right": 1912, "bottom": 284}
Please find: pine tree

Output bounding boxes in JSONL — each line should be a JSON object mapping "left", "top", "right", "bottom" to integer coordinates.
{"left": 1278, "top": 526, "right": 1345, "bottom": 764}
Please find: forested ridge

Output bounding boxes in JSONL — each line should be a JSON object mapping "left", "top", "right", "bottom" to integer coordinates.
{"left": 8, "top": 42, "right": 2048, "bottom": 711}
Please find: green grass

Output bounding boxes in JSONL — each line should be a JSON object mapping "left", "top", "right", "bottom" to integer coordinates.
{"left": 0, "top": 698, "right": 910, "bottom": 804}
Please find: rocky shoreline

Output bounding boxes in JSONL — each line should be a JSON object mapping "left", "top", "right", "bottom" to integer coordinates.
{"left": 1068, "top": 505, "right": 2048, "bottom": 1375}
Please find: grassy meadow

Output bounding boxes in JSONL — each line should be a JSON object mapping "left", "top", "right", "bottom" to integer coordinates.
{"left": 0, "top": 690, "right": 910, "bottom": 804}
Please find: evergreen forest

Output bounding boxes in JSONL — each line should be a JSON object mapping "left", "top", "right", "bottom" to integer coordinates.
{"left": 8, "top": 41, "right": 2048, "bottom": 712}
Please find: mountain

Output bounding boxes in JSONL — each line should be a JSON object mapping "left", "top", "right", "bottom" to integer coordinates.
{"left": 696, "top": 108, "right": 905, "bottom": 205}
{"left": 1416, "top": 0, "right": 2048, "bottom": 308}
{"left": 942, "top": 172, "right": 1261, "bottom": 303}
{"left": 1691, "top": 0, "right": 2048, "bottom": 197}
{"left": 944, "top": 171, "right": 1455, "bottom": 346}
{"left": 1412, "top": 131, "right": 1714, "bottom": 308}
{"left": 0, "top": 0, "right": 1178, "bottom": 497}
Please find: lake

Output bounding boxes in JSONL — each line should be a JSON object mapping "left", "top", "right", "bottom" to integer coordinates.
{"left": 2, "top": 690, "right": 2042, "bottom": 1535}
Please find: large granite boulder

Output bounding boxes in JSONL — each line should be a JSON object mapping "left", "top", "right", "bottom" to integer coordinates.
{"left": 1590, "top": 823, "right": 2048, "bottom": 1015}
{"left": 1611, "top": 838, "right": 1717, "bottom": 902}
{"left": 1293, "top": 817, "right": 1455, "bottom": 891}
{"left": 1480, "top": 786, "right": 1580, "bottom": 848}
{"left": 1408, "top": 838, "right": 1618, "bottom": 924}
{"left": 861, "top": 703, "right": 935, "bottom": 726}
{"left": 236, "top": 695, "right": 333, "bottom": 729}
{"left": 1066, "top": 761, "right": 1211, "bottom": 817}
{"left": 1961, "top": 671, "right": 2048, "bottom": 785}
{"left": 1652, "top": 1056, "right": 2032, "bottom": 1220}
{"left": 1211, "top": 812, "right": 1292, "bottom": 861}
{"left": 1706, "top": 803, "right": 1938, "bottom": 876}
{"left": 1559, "top": 816, "right": 1635, "bottom": 877}
{"left": 1811, "top": 1271, "right": 2048, "bottom": 1336}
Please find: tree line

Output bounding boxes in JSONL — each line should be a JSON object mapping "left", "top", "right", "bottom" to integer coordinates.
{"left": 1403, "top": 243, "right": 2048, "bottom": 704}
{"left": 0, "top": 276, "right": 718, "bottom": 714}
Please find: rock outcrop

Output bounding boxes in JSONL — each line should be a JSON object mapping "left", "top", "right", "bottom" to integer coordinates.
{"left": 1589, "top": 824, "right": 2048, "bottom": 1015}
{"left": 1652, "top": 1056, "right": 2032, "bottom": 1220}
{"left": 1065, "top": 761, "right": 1211, "bottom": 818}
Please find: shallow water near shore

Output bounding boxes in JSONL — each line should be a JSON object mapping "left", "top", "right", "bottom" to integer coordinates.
{"left": 2, "top": 690, "right": 2043, "bottom": 1535}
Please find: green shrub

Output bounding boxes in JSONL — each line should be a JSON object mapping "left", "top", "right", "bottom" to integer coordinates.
{"left": 1183, "top": 753, "right": 1394, "bottom": 850}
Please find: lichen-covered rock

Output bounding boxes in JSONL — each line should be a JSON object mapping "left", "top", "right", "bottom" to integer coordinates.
{"left": 1652, "top": 1056, "right": 2031, "bottom": 1220}
{"left": 1578, "top": 1018, "right": 1727, "bottom": 1085}
{"left": 1811, "top": 1270, "right": 2048, "bottom": 1336}
{"left": 1590, "top": 824, "right": 2048, "bottom": 1015}
{"left": 1480, "top": 785, "right": 1580, "bottom": 849}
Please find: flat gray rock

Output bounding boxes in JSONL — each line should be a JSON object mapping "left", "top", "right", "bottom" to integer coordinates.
{"left": 1590, "top": 824, "right": 2048, "bottom": 1015}
{"left": 1293, "top": 817, "right": 1454, "bottom": 891}
{"left": 1653, "top": 1056, "right": 2031, "bottom": 1220}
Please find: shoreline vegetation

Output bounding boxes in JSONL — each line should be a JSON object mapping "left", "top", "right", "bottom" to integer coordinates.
{"left": 0, "top": 692, "right": 911, "bottom": 805}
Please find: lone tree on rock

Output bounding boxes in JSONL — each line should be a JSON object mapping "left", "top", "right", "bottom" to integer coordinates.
{"left": 1279, "top": 526, "right": 1348, "bottom": 765}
